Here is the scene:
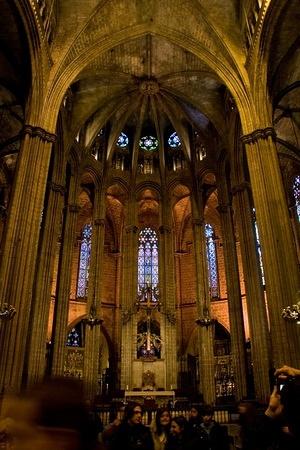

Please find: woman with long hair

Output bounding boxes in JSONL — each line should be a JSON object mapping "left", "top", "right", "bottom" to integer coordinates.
{"left": 150, "top": 407, "right": 171, "bottom": 450}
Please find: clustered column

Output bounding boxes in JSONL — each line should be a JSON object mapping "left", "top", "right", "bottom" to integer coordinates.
{"left": 231, "top": 181, "right": 271, "bottom": 401}
{"left": 217, "top": 203, "right": 247, "bottom": 400}
{"left": 27, "top": 180, "right": 66, "bottom": 386}
{"left": 51, "top": 195, "right": 80, "bottom": 377}
{"left": 0, "top": 125, "right": 56, "bottom": 393}
{"left": 242, "top": 128, "right": 300, "bottom": 368}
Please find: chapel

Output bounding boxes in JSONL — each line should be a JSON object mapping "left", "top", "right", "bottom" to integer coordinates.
{"left": 0, "top": 0, "right": 299, "bottom": 406}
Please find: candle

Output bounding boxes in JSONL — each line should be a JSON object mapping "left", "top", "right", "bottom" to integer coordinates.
{"left": 126, "top": 384, "right": 129, "bottom": 390}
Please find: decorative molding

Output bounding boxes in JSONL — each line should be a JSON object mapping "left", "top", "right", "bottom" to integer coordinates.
{"left": 48, "top": 181, "right": 65, "bottom": 195}
{"left": 240, "top": 127, "right": 276, "bottom": 145}
{"left": 125, "top": 225, "right": 138, "bottom": 234}
{"left": 217, "top": 204, "right": 230, "bottom": 214}
{"left": 159, "top": 225, "right": 171, "bottom": 234}
{"left": 192, "top": 218, "right": 204, "bottom": 227}
{"left": 231, "top": 182, "right": 251, "bottom": 196}
{"left": 22, "top": 125, "right": 57, "bottom": 143}
{"left": 94, "top": 218, "right": 105, "bottom": 227}
{"left": 68, "top": 204, "right": 80, "bottom": 213}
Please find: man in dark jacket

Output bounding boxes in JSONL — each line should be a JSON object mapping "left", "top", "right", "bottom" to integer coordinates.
{"left": 198, "top": 405, "right": 229, "bottom": 450}
{"left": 110, "top": 402, "right": 154, "bottom": 450}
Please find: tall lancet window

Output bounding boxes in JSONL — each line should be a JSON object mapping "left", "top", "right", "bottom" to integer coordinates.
{"left": 137, "top": 227, "right": 159, "bottom": 292}
{"left": 77, "top": 223, "right": 92, "bottom": 298}
{"left": 252, "top": 209, "right": 265, "bottom": 286}
{"left": 205, "top": 224, "right": 219, "bottom": 299}
{"left": 293, "top": 175, "right": 300, "bottom": 221}
{"left": 137, "top": 227, "right": 161, "bottom": 359}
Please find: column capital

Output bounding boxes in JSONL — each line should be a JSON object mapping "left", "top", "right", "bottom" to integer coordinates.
{"left": 125, "top": 225, "right": 138, "bottom": 234}
{"left": 48, "top": 181, "right": 65, "bottom": 195}
{"left": 94, "top": 218, "right": 105, "bottom": 227}
{"left": 231, "top": 181, "right": 251, "bottom": 196}
{"left": 240, "top": 127, "right": 276, "bottom": 145}
{"left": 192, "top": 218, "right": 204, "bottom": 227}
{"left": 68, "top": 203, "right": 80, "bottom": 213}
{"left": 159, "top": 225, "right": 171, "bottom": 234}
{"left": 22, "top": 124, "right": 57, "bottom": 143}
{"left": 217, "top": 204, "right": 231, "bottom": 214}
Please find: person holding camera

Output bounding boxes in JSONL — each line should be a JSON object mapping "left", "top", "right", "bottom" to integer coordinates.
{"left": 263, "top": 365, "right": 300, "bottom": 450}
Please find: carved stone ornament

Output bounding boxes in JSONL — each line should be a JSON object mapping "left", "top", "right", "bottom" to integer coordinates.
{"left": 68, "top": 204, "right": 81, "bottom": 214}
{"left": 48, "top": 181, "right": 65, "bottom": 195}
{"left": 231, "top": 182, "right": 250, "bottom": 196}
{"left": 165, "top": 309, "right": 176, "bottom": 325}
{"left": 94, "top": 218, "right": 105, "bottom": 227}
{"left": 23, "top": 124, "right": 57, "bottom": 143}
{"left": 125, "top": 225, "right": 138, "bottom": 234}
{"left": 240, "top": 127, "right": 276, "bottom": 145}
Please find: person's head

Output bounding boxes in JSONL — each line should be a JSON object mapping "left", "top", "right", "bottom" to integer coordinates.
{"left": 189, "top": 405, "right": 201, "bottom": 422}
{"left": 201, "top": 405, "right": 214, "bottom": 426}
{"left": 155, "top": 407, "right": 171, "bottom": 434}
{"left": 237, "top": 401, "right": 257, "bottom": 424}
{"left": 170, "top": 416, "right": 187, "bottom": 436}
{"left": 124, "top": 403, "right": 143, "bottom": 426}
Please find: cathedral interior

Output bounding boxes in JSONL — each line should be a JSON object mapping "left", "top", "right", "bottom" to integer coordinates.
{"left": 0, "top": 0, "right": 300, "bottom": 407}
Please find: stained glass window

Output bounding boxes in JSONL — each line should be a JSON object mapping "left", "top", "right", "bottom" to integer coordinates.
{"left": 253, "top": 209, "right": 265, "bottom": 285}
{"left": 138, "top": 227, "right": 159, "bottom": 291}
{"left": 139, "top": 135, "right": 159, "bottom": 152}
{"left": 293, "top": 175, "right": 300, "bottom": 221}
{"left": 117, "top": 131, "right": 129, "bottom": 148}
{"left": 77, "top": 224, "right": 92, "bottom": 298}
{"left": 205, "top": 224, "right": 219, "bottom": 298}
{"left": 66, "top": 322, "right": 83, "bottom": 347}
{"left": 168, "top": 131, "right": 181, "bottom": 148}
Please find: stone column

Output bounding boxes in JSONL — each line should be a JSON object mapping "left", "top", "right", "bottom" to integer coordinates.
{"left": 289, "top": 204, "right": 300, "bottom": 264}
{"left": 50, "top": 181, "right": 80, "bottom": 376}
{"left": 26, "top": 180, "right": 65, "bottom": 386}
{"left": 120, "top": 216, "right": 138, "bottom": 389}
{"left": 83, "top": 188, "right": 106, "bottom": 399}
{"left": 0, "top": 125, "right": 56, "bottom": 393}
{"left": 192, "top": 215, "right": 216, "bottom": 404}
{"left": 231, "top": 181, "right": 271, "bottom": 401}
{"left": 159, "top": 222, "right": 177, "bottom": 389}
{"left": 217, "top": 203, "right": 248, "bottom": 400}
{"left": 241, "top": 128, "right": 300, "bottom": 368}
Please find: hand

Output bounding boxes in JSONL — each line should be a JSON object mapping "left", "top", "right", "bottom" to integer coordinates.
{"left": 274, "top": 365, "right": 300, "bottom": 379}
{"left": 265, "top": 386, "right": 284, "bottom": 419}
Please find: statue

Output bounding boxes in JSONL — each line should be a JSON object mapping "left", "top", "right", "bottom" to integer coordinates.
{"left": 142, "top": 370, "right": 155, "bottom": 391}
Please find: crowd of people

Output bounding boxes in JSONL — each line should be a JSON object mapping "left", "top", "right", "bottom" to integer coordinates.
{"left": 0, "top": 365, "right": 299, "bottom": 450}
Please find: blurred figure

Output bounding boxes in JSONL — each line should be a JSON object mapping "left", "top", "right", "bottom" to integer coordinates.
{"left": 110, "top": 402, "right": 154, "bottom": 450}
{"left": 150, "top": 407, "right": 171, "bottom": 450}
{"left": 101, "top": 408, "right": 123, "bottom": 450}
{"left": 237, "top": 401, "right": 264, "bottom": 450}
{"left": 0, "top": 377, "right": 93, "bottom": 450}
{"left": 187, "top": 405, "right": 202, "bottom": 436}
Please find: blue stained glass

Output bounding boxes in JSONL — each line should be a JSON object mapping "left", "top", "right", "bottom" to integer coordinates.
{"left": 66, "top": 323, "right": 82, "bottom": 347}
{"left": 137, "top": 228, "right": 159, "bottom": 293}
{"left": 205, "top": 224, "right": 219, "bottom": 298}
{"left": 77, "top": 224, "right": 92, "bottom": 298}
{"left": 168, "top": 131, "right": 181, "bottom": 148}
{"left": 117, "top": 131, "right": 129, "bottom": 148}
{"left": 139, "top": 135, "right": 159, "bottom": 152}
{"left": 293, "top": 175, "right": 300, "bottom": 221}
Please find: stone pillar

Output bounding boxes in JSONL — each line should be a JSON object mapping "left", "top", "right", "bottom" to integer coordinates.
{"left": 217, "top": 203, "right": 248, "bottom": 400}
{"left": 83, "top": 188, "right": 106, "bottom": 399}
{"left": 231, "top": 181, "right": 271, "bottom": 401}
{"left": 51, "top": 187, "right": 80, "bottom": 376}
{"left": 159, "top": 223, "right": 177, "bottom": 389}
{"left": 26, "top": 180, "right": 65, "bottom": 386}
{"left": 289, "top": 204, "right": 300, "bottom": 264}
{"left": 120, "top": 218, "right": 138, "bottom": 389}
{"left": 241, "top": 128, "right": 300, "bottom": 368}
{"left": 0, "top": 125, "right": 56, "bottom": 393}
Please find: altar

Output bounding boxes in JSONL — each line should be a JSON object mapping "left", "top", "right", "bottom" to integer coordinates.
{"left": 124, "top": 390, "right": 175, "bottom": 405}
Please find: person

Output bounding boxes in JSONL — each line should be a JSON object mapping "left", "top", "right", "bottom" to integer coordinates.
{"left": 237, "top": 401, "right": 264, "bottom": 450}
{"left": 110, "top": 402, "right": 154, "bottom": 450}
{"left": 0, "top": 377, "right": 94, "bottom": 450}
{"left": 187, "top": 405, "right": 202, "bottom": 437}
{"left": 262, "top": 365, "right": 300, "bottom": 450}
{"left": 150, "top": 407, "right": 171, "bottom": 450}
{"left": 165, "top": 416, "right": 187, "bottom": 450}
{"left": 101, "top": 408, "right": 123, "bottom": 450}
{"left": 199, "top": 405, "right": 229, "bottom": 450}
